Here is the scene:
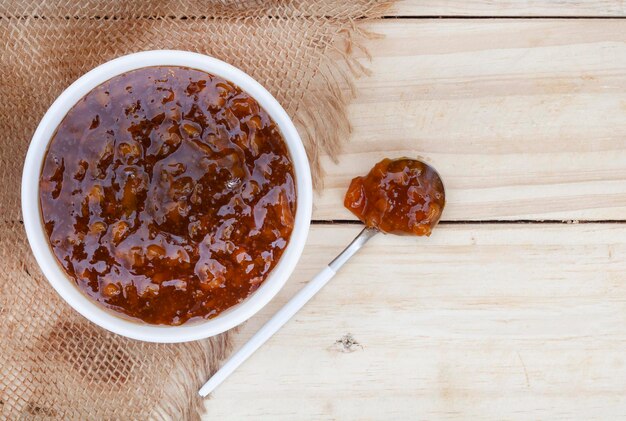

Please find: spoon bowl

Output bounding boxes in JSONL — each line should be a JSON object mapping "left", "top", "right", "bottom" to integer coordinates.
{"left": 344, "top": 158, "right": 445, "bottom": 236}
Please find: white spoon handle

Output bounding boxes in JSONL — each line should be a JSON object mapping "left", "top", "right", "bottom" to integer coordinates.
{"left": 198, "top": 227, "right": 377, "bottom": 397}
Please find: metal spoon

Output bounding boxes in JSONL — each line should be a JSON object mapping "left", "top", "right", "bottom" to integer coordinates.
{"left": 199, "top": 159, "right": 444, "bottom": 396}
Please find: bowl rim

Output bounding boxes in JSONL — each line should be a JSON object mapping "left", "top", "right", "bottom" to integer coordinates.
{"left": 21, "top": 50, "right": 312, "bottom": 343}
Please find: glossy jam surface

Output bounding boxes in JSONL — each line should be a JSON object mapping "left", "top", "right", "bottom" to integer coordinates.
{"left": 344, "top": 158, "right": 444, "bottom": 236}
{"left": 40, "top": 66, "right": 296, "bottom": 325}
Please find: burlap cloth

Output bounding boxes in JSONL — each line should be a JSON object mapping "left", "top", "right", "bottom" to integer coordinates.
{"left": 0, "top": 1, "right": 390, "bottom": 419}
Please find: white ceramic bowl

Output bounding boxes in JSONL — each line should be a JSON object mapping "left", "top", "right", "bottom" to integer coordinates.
{"left": 21, "top": 50, "right": 312, "bottom": 343}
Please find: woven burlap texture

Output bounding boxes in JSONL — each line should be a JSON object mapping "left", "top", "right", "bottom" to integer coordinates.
{"left": 0, "top": 0, "right": 390, "bottom": 419}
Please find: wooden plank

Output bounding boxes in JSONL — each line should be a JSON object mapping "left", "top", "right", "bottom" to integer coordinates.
{"left": 390, "top": 0, "right": 626, "bottom": 17}
{"left": 204, "top": 223, "right": 626, "bottom": 420}
{"left": 314, "top": 19, "right": 626, "bottom": 221}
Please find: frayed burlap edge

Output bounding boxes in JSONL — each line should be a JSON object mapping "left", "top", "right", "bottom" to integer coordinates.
{"left": 293, "top": 2, "right": 392, "bottom": 189}
{"left": 154, "top": 334, "right": 234, "bottom": 420}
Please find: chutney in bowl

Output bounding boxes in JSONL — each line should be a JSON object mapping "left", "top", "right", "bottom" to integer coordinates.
{"left": 22, "top": 51, "right": 312, "bottom": 342}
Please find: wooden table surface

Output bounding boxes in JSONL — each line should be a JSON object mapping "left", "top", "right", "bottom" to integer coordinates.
{"left": 205, "top": 2, "right": 626, "bottom": 419}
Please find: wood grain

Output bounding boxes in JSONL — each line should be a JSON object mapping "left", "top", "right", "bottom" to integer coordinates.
{"left": 204, "top": 223, "right": 626, "bottom": 420}
{"left": 314, "top": 19, "right": 626, "bottom": 221}
{"left": 391, "top": 0, "right": 626, "bottom": 17}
